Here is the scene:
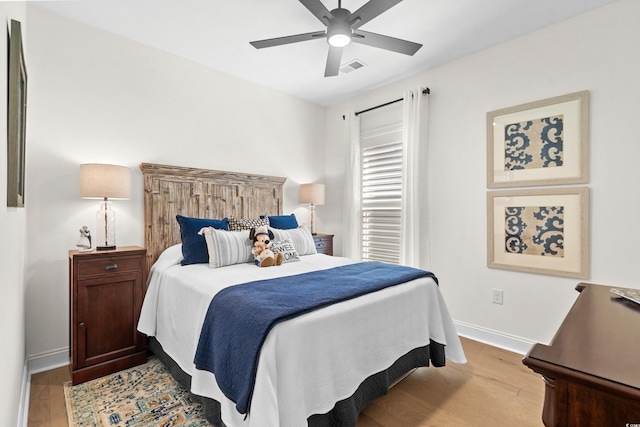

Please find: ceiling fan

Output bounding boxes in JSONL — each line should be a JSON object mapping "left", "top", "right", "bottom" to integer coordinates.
{"left": 249, "top": 0, "right": 423, "bottom": 77}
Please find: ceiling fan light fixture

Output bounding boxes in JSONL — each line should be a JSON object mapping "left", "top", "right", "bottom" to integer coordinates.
{"left": 327, "top": 22, "right": 352, "bottom": 47}
{"left": 249, "top": 0, "right": 422, "bottom": 77}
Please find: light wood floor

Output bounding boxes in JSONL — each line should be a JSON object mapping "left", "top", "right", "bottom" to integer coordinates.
{"left": 28, "top": 337, "right": 544, "bottom": 427}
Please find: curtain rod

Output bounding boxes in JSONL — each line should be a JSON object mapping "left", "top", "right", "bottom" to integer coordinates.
{"left": 353, "top": 87, "right": 430, "bottom": 117}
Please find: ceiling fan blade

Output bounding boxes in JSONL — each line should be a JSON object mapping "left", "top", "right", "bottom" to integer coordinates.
{"left": 353, "top": 29, "right": 422, "bottom": 55}
{"left": 250, "top": 31, "right": 326, "bottom": 49}
{"left": 324, "top": 46, "right": 343, "bottom": 77}
{"left": 299, "top": 0, "right": 332, "bottom": 26}
{"left": 350, "top": 0, "right": 403, "bottom": 29}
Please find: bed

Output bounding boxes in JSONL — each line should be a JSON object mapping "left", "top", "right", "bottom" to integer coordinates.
{"left": 137, "top": 162, "right": 466, "bottom": 427}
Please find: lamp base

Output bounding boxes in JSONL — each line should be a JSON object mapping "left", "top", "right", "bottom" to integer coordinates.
{"left": 309, "top": 204, "right": 316, "bottom": 235}
{"left": 96, "top": 199, "right": 117, "bottom": 250}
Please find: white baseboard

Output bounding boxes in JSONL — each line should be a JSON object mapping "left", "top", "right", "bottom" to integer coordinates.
{"left": 453, "top": 320, "right": 535, "bottom": 355}
{"left": 18, "top": 361, "right": 29, "bottom": 427}
{"left": 27, "top": 347, "right": 69, "bottom": 375}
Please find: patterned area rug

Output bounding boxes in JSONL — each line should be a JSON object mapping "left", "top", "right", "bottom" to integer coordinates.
{"left": 63, "top": 357, "right": 210, "bottom": 426}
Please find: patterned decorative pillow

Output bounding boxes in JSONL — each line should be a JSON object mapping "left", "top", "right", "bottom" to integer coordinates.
{"left": 271, "top": 227, "right": 317, "bottom": 256}
{"left": 228, "top": 217, "right": 269, "bottom": 232}
{"left": 270, "top": 239, "right": 300, "bottom": 263}
{"left": 198, "top": 227, "right": 253, "bottom": 268}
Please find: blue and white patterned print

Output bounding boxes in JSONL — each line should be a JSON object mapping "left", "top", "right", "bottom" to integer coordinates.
{"left": 504, "top": 115, "right": 564, "bottom": 171}
{"left": 532, "top": 206, "right": 564, "bottom": 256}
{"left": 504, "top": 206, "right": 564, "bottom": 257}
{"left": 505, "top": 207, "right": 528, "bottom": 253}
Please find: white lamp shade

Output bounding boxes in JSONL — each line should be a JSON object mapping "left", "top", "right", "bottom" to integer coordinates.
{"left": 299, "top": 183, "right": 325, "bottom": 205}
{"left": 80, "top": 163, "right": 131, "bottom": 200}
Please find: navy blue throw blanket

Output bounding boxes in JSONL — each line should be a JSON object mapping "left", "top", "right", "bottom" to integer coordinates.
{"left": 193, "top": 261, "right": 437, "bottom": 415}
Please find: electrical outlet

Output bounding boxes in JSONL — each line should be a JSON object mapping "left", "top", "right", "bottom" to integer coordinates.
{"left": 492, "top": 289, "right": 504, "bottom": 305}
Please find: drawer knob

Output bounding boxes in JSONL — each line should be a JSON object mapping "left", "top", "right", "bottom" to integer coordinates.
{"left": 317, "top": 242, "right": 324, "bottom": 248}
{"left": 79, "top": 322, "right": 85, "bottom": 327}
{"left": 104, "top": 264, "right": 119, "bottom": 271}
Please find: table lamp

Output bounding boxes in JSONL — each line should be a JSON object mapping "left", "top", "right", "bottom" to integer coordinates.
{"left": 80, "top": 163, "right": 131, "bottom": 250}
{"left": 299, "top": 183, "right": 325, "bottom": 235}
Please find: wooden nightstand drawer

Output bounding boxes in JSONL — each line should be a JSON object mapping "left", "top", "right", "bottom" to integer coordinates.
{"left": 76, "top": 255, "right": 144, "bottom": 277}
{"left": 313, "top": 234, "right": 334, "bottom": 256}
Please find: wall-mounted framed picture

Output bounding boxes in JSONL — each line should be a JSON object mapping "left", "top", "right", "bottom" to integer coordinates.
{"left": 487, "top": 187, "right": 589, "bottom": 278}
{"left": 7, "top": 19, "right": 27, "bottom": 208}
{"left": 487, "top": 91, "right": 589, "bottom": 188}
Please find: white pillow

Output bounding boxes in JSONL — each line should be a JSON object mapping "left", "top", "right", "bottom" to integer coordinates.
{"left": 270, "top": 239, "right": 300, "bottom": 263}
{"left": 271, "top": 227, "right": 317, "bottom": 256}
{"left": 198, "top": 227, "right": 253, "bottom": 268}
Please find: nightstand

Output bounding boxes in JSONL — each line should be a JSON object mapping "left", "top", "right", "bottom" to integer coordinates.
{"left": 69, "top": 246, "right": 148, "bottom": 384}
{"left": 313, "top": 233, "right": 334, "bottom": 256}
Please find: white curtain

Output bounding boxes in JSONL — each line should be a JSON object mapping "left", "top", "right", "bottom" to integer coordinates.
{"left": 400, "top": 89, "right": 430, "bottom": 269}
{"left": 343, "top": 110, "right": 362, "bottom": 260}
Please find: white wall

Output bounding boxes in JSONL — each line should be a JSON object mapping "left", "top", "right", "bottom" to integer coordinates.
{"left": 24, "top": 7, "right": 326, "bottom": 360}
{"left": 325, "top": 0, "right": 640, "bottom": 346}
{"left": 0, "top": 4, "right": 28, "bottom": 427}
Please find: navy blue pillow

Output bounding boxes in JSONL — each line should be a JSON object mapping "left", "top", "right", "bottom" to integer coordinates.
{"left": 176, "top": 215, "right": 229, "bottom": 265}
{"left": 268, "top": 214, "right": 299, "bottom": 230}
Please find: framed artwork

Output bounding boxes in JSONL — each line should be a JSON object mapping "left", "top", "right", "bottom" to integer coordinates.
{"left": 487, "top": 91, "right": 589, "bottom": 188}
{"left": 7, "top": 19, "right": 27, "bottom": 207}
{"left": 487, "top": 187, "right": 589, "bottom": 278}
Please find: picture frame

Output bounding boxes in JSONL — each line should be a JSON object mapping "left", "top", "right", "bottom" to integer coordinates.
{"left": 7, "top": 19, "right": 27, "bottom": 208}
{"left": 487, "top": 187, "right": 589, "bottom": 278}
{"left": 487, "top": 91, "right": 589, "bottom": 188}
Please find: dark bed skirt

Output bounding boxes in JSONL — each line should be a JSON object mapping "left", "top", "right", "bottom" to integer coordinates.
{"left": 148, "top": 337, "right": 446, "bottom": 427}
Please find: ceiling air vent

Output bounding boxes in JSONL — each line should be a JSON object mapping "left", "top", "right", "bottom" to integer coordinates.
{"left": 340, "top": 59, "right": 366, "bottom": 74}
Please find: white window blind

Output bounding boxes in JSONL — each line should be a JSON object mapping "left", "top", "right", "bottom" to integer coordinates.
{"left": 360, "top": 117, "right": 403, "bottom": 264}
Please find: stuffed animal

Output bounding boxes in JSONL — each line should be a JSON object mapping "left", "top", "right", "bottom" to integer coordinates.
{"left": 249, "top": 226, "right": 284, "bottom": 267}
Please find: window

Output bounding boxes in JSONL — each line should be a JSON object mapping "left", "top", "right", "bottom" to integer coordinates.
{"left": 359, "top": 103, "right": 403, "bottom": 263}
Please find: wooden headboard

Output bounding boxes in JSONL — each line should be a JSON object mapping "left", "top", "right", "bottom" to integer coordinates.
{"left": 140, "top": 163, "right": 286, "bottom": 270}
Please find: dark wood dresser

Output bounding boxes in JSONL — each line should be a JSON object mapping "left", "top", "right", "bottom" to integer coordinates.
{"left": 69, "top": 246, "right": 148, "bottom": 384}
{"left": 313, "top": 233, "right": 334, "bottom": 256}
{"left": 523, "top": 283, "right": 640, "bottom": 427}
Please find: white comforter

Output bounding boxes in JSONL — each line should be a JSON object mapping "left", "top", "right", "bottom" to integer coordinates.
{"left": 138, "top": 245, "right": 466, "bottom": 427}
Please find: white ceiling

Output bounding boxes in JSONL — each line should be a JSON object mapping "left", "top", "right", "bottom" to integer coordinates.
{"left": 32, "top": 0, "right": 618, "bottom": 106}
